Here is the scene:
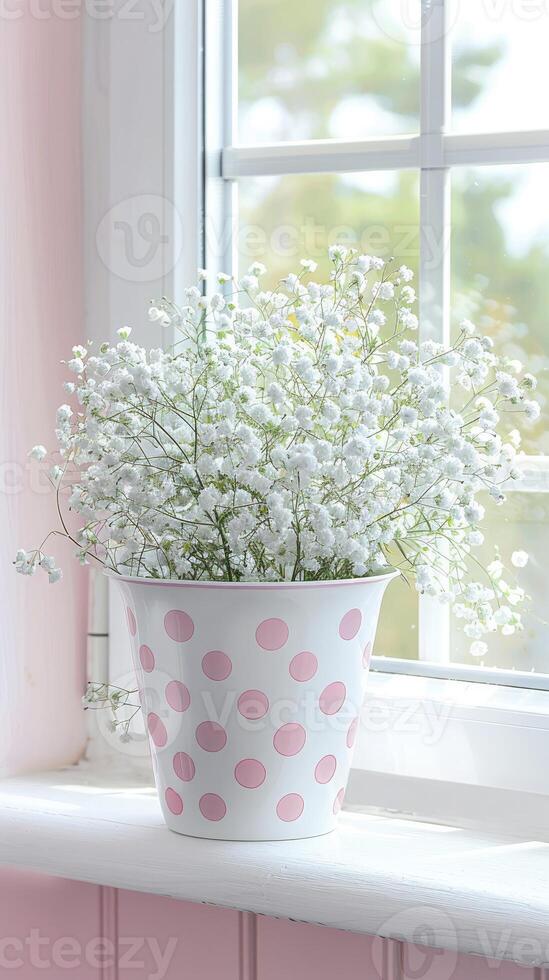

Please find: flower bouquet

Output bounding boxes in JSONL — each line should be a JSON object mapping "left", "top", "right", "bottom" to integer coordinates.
{"left": 16, "top": 247, "right": 537, "bottom": 839}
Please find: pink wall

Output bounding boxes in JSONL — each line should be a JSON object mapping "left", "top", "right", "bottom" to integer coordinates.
{"left": 0, "top": 870, "right": 101, "bottom": 978}
{"left": 0, "top": 871, "right": 539, "bottom": 979}
{"left": 0, "top": 4, "right": 87, "bottom": 774}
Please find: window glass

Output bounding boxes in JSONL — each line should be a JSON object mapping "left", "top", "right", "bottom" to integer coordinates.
{"left": 238, "top": 0, "right": 420, "bottom": 144}
{"left": 376, "top": 577, "right": 418, "bottom": 662}
{"left": 451, "top": 165, "right": 549, "bottom": 674}
{"left": 238, "top": 170, "right": 420, "bottom": 284}
{"left": 452, "top": 164, "right": 549, "bottom": 455}
{"left": 451, "top": 492, "right": 549, "bottom": 673}
{"left": 452, "top": 2, "right": 549, "bottom": 132}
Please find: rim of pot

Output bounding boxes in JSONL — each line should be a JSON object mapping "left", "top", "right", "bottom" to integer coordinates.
{"left": 103, "top": 568, "right": 400, "bottom": 589}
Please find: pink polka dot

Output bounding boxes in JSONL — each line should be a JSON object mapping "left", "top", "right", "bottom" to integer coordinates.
{"left": 126, "top": 607, "right": 137, "bottom": 637}
{"left": 173, "top": 752, "right": 195, "bottom": 782}
{"left": 196, "top": 721, "right": 227, "bottom": 752}
{"left": 164, "top": 609, "right": 194, "bottom": 643}
{"left": 237, "top": 689, "right": 269, "bottom": 720}
{"left": 363, "top": 641, "right": 372, "bottom": 668}
{"left": 289, "top": 651, "right": 318, "bottom": 682}
{"left": 319, "top": 681, "right": 346, "bottom": 715}
{"left": 347, "top": 716, "right": 359, "bottom": 748}
{"left": 165, "top": 787, "right": 183, "bottom": 815}
{"left": 339, "top": 608, "right": 362, "bottom": 640}
{"left": 276, "top": 793, "right": 304, "bottom": 822}
{"left": 165, "top": 680, "right": 191, "bottom": 713}
{"left": 255, "top": 617, "right": 289, "bottom": 651}
{"left": 202, "top": 650, "right": 232, "bottom": 681}
{"left": 333, "top": 788, "right": 345, "bottom": 815}
{"left": 139, "top": 645, "right": 155, "bottom": 673}
{"left": 235, "top": 758, "right": 266, "bottom": 789}
{"left": 199, "top": 793, "right": 227, "bottom": 821}
{"left": 315, "top": 754, "right": 337, "bottom": 784}
{"left": 273, "top": 722, "right": 306, "bottom": 757}
{"left": 147, "top": 712, "right": 167, "bottom": 748}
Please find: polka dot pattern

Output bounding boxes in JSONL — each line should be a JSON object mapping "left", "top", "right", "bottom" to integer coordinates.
{"left": 289, "top": 651, "right": 318, "bottom": 682}
{"left": 319, "top": 681, "right": 346, "bottom": 716}
{"left": 315, "top": 755, "right": 337, "bottom": 784}
{"left": 346, "top": 717, "right": 359, "bottom": 749}
{"left": 173, "top": 752, "right": 195, "bottom": 782}
{"left": 339, "top": 608, "right": 362, "bottom": 640}
{"left": 255, "top": 617, "right": 289, "bottom": 651}
{"left": 147, "top": 712, "right": 167, "bottom": 748}
{"left": 126, "top": 607, "right": 137, "bottom": 637}
{"left": 196, "top": 721, "right": 227, "bottom": 753}
{"left": 139, "top": 644, "right": 155, "bottom": 673}
{"left": 164, "top": 609, "right": 194, "bottom": 643}
{"left": 277, "top": 793, "right": 304, "bottom": 822}
{"left": 237, "top": 689, "right": 269, "bottom": 720}
{"left": 235, "top": 758, "right": 266, "bottom": 789}
{"left": 202, "top": 650, "right": 232, "bottom": 681}
{"left": 165, "top": 680, "right": 191, "bottom": 713}
{"left": 200, "top": 793, "right": 227, "bottom": 821}
{"left": 273, "top": 722, "right": 306, "bottom": 757}
{"left": 165, "top": 787, "right": 183, "bottom": 816}
{"left": 133, "top": 590, "right": 380, "bottom": 835}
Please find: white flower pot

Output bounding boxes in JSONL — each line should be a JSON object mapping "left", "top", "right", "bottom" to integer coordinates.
{"left": 112, "top": 571, "right": 398, "bottom": 841}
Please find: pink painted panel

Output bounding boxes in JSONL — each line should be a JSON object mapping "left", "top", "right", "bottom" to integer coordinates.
{"left": 0, "top": 874, "right": 539, "bottom": 980}
{"left": 257, "top": 916, "right": 379, "bottom": 980}
{"left": 257, "top": 918, "right": 538, "bottom": 980}
{"left": 117, "top": 889, "right": 241, "bottom": 980}
{"left": 0, "top": 869, "right": 101, "bottom": 977}
{"left": 402, "top": 945, "right": 537, "bottom": 980}
{"left": 0, "top": 3, "right": 87, "bottom": 774}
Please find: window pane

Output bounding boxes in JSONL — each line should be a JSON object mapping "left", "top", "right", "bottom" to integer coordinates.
{"left": 238, "top": 170, "right": 420, "bottom": 660}
{"left": 238, "top": 0, "right": 420, "bottom": 144}
{"left": 452, "top": 164, "right": 549, "bottom": 454}
{"left": 375, "top": 576, "right": 417, "bottom": 661}
{"left": 452, "top": 3, "right": 549, "bottom": 132}
{"left": 451, "top": 493, "right": 549, "bottom": 674}
{"left": 238, "top": 170, "right": 420, "bottom": 283}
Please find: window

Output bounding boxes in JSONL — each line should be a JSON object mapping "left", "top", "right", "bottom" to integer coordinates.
{"left": 205, "top": 0, "right": 549, "bottom": 692}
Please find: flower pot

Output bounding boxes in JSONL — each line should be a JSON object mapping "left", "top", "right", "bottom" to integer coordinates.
{"left": 112, "top": 571, "right": 398, "bottom": 841}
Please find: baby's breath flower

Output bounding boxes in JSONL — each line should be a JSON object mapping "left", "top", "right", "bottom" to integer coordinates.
{"left": 511, "top": 550, "right": 529, "bottom": 568}
{"left": 470, "top": 640, "right": 488, "bottom": 658}
{"left": 29, "top": 445, "right": 47, "bottom": 461}
{"left": 13, "top": 249, "right": 535, "bottom": 640}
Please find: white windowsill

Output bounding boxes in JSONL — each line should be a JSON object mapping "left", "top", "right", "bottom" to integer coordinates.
{"left": 0, "top": 763, "right": 548, "bottom": 967}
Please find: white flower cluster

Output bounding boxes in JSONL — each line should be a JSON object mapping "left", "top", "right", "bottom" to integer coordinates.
{"left": 17, "top": 249, "right": 539, "bottom": 651}
{"left": 14, "top": 548, "right": 62, "bottom": 584}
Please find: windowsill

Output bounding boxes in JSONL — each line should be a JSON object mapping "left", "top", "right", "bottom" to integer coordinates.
{"left": 0, "top": 763, "right": 548, "bottom": 966}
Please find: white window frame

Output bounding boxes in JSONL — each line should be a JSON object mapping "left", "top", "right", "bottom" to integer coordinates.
{"left": 200, "top": 0, "right": 549, "bottom": 813}
{"left": 82, "top": 0, "right": 549, "bottom": 815}
{"left": 205, "top": 0, "right": 549, "bottom": 686}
